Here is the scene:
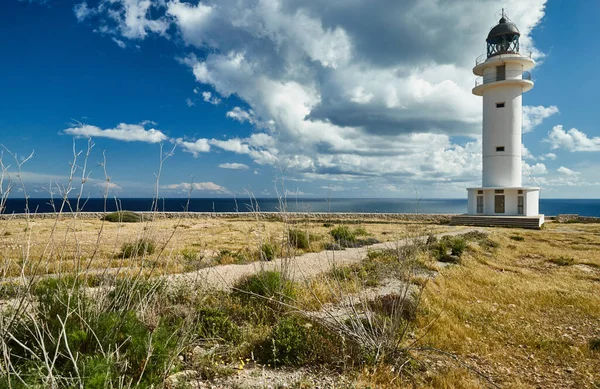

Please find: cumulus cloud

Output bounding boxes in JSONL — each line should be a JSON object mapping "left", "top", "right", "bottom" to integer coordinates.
{"left": 164, "top": 182, "right": 228, "bottom": 193}
{"left": 74, "top": 0, "right": 169, "bottom": 39}
{"left": 557, "top": 166, "right": 579, "bottom": 176}
{"left": 547, "top": 125, "right": 600, "bottom": 152}
{"left": 523, "top": 162, "right": 547, "bottom": 175}
{"left": 112, "top": 37, "right": 126, "bottom": 48}
{"left": 74, "top": 0, "right": 549, "bottom": 192}
{"left": 63, "top": 123, "right": 168, "bottom": 143}
{"left": 539, "top": 153, "right": 556, "bottom": 161}
{"left": 522, "top": 105, "right": 559, "bottom": 133}
{"left": 218, "top": 162, "right": 249, "bottom": 170}
{"left": 175, "top": 138, "right": 210, "bottom": 157}
{"left": 96, "top": 181, "right": 122, "bottom": 190}
{"left": 522, "top": 144, "right": 536, "bottom": 160}
{"left": 201, "top": 91, "right": 221, "bottom": 105}
{"left": 74, "top": 2, "right": 94, "bottom": 21}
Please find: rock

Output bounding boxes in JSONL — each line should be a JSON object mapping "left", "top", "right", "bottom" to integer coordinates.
{"left": 165, "top": 370, "right": 198, "bottom": 389}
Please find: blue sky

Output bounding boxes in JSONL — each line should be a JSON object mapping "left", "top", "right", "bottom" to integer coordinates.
{"left": 1, "top": 0, "right": 599, "bottom": 198}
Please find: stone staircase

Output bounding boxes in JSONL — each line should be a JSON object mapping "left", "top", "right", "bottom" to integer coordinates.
{"left": 450, "top": 214, "right": 544, "bottom": 229}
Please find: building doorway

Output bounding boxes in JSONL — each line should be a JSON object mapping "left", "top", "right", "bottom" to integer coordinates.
{"left": 495, "top": 195, "right": 505, "bottom": 213}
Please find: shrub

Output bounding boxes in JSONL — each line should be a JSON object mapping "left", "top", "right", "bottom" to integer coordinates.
{"left": 353, "top": 226, "right": 368, "bottom": 236}
{"left": 510, "top": 235, "right": 525, "bottom": 241}
{"left": 9, "top": 278, "right": 185, "bottom": 387}
{"left": 549, "top": 256, "right": 575, "bottom": 266}
{"left": 323, "top": 222, "right": 334, "bottom": 227}
{"left": 431, "top": 236, "right": 466, "bottom": 262}
{"left": 260, "top": 242, "right": 276, "bottom": 261}
{"left": 233, "top": 271, "right": 296, "bottom": 301}
{"left": 196, "top": 307, "right": 241, "bottom": 342}
{"left": 102, "top": 211, "right": 142, "bottom": 223}
{"left": 288, "top": 229, "right": 309, "bottom": 249}
{"left": 330, "top": 225, "right": 356, "bottom": 243}
{"left": 260, "top": 316, "right": 309, "bottom": 366}
{"left": 449, "top": 237, "right": 467, "bottom": 256}
{"left": 120, "top": 238, "right": 156, "bottom": 258}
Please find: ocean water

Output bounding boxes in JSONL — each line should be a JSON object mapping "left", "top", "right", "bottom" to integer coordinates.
{"left": 3, "top": 198, "right": 600, "bottom": 216}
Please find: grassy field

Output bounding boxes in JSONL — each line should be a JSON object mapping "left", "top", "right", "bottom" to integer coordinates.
{"left": 0, "top": 215, "right": 599, "bottom": 388}
{"left": 413, "top": 223, "right": 600, "bottom": 388}
{"left": 0, "top": 214, "right": 448, "bottom": 277}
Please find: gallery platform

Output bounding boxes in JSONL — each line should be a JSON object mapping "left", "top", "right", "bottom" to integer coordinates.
{"left": 450, "top": 214, "right": 544, "bottom": 230}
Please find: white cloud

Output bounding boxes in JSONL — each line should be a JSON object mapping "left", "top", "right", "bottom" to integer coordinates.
{"left": 74, "top": 0, "right": 169, "bottom": 40}
{"left": 523, "top": 162, "right": 547, "bottom": 175}
{"left": 201, "top": 91, "right": 221, "bottom": 105}
{"left": 557, "top": 166, "right": 579, "bottom": 176}
{"left": 74, "top": 2, "right": 94, "bottom": 21}
{"left": 547, "top": 125, "right": 600, "bottom": 152}
{"left": 75, "top": 0, "right": 550, "bottom": 194}
{"left": 175, "top": 138, "right": 210, "bottom": 157}
{"left": 522, "top": 105, "right": 559, "bottom": 133}
{"left": 63, "top": 123, "right": 168, "bottom": 143}
{"left": 96, "top": 181, "right": 122, "bottom": 190}
{"left": 539, "top": 152, "right": 556, "bottom": 160}
{"left": 112, "top": 37, "right": 126, "bottom": 49}
{"left": 218, "top": 162, "right": 249, "bottom": 170}
{"left": 185, "top": 98, "right": 195, "bottom": 107}
{"left": 522, "top": 144, "right": 536, "bottom": 160}
{"left": 165, "top": 182, "right": 228, "bottom": 193}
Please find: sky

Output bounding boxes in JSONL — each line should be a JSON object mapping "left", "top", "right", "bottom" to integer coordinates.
{"left": 1, "top": 0, "right": 599, "bottom": 199}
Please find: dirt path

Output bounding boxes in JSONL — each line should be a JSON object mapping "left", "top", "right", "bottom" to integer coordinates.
{"left": 166, "top": 227, "right": 480, "bottom": 290}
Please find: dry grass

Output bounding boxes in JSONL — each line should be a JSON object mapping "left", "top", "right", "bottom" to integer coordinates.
{"left": 0, "top": 216, "right": 448, "bottom": 277}
{"left": 412, "top": 222, "right": 600, "bottom": 388}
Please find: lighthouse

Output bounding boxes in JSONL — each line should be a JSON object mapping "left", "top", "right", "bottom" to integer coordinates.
{"left": 463, "top": 12, "right": 544, "bottom": 228}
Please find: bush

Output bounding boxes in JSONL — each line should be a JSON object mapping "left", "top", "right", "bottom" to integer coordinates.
{"left": 8, "top": 278, "right": 184, "bottom": 387}
{"left": 260, "top": 242, "right": 276, "bottom": 261}
{"left": 330, "top": 225, "right": 356, "bottom": 243}
{"left": 431, "top": 236, "right": 466, "bottom": 262}
{"left": 256, "top": 316, "right": 348, "bottom": 367}
{"left": 260, "top": 316, "right": 309, "bottom": 366}
{"left": 102, "top": 211, "right": 142, "bottom": 223}
{"left": 120, "top": 238, "right": 156, "bottom": 258}
{"left": 510, "top": 235, "right": 525, "bottom": 241}
{"left": 196, "top": 307, "right": 241, "bottom": 342}
{"left": 288, "top": 229, "right": 309, "bottom": 249}
{"left": 233, "top": 271, "right": 296, "bottom": 301}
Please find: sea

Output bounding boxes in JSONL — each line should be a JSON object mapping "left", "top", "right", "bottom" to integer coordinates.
{"left": 2, "top": 198, "right": 600, "bottom": 217}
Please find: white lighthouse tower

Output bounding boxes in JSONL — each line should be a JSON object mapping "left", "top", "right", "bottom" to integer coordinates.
{"left": 464, "top": 12, "right": 544, "bottom": 228}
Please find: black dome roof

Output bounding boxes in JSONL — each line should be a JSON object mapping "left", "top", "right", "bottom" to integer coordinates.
{"left": 486, "top": 17, "right": 520, "bottom": 44}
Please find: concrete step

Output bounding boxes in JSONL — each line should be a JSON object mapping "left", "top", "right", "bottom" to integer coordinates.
{"left": 449, "top": 215, "right": 543, "bottom": 229}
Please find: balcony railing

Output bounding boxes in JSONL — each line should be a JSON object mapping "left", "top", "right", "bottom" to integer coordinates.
{"left": 475, "top": 49, "right": 532, "bottom": 66}
{"left": 475, "top": 71, "right": 531, "bottom": 87}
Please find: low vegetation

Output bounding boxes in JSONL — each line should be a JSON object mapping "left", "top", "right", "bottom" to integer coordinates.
{"left": 102, "top": 210, "right": 143, "bottom": 223}
{"left": 120, "top": 238, "right": 156, "bottom": 258}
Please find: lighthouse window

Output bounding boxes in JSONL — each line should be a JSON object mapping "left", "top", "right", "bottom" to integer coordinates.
{"left": 496, "top": 102, "right": 505, "bottom": 108}
{"left": 496, "top": 146, "right": 505, "bottom": 152}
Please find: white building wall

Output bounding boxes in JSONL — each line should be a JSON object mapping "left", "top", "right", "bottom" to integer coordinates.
{"left": 525, "top": 190, "right": 539, "bottom": 216}
{"left": 481, "top": 62, "right": 524, "bottom": 188}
